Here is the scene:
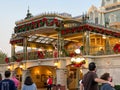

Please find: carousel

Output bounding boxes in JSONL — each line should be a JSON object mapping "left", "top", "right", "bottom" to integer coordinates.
{"left": 8, "top": 11, "right": 120, "bottom": 89}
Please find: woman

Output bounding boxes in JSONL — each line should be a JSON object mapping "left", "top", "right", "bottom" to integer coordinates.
{"left": 22, "top": 76, "right": 37, "bottom": 90}
{"left": 11, "top": 73, "right": 19, "bottom": 90}
{"left": 100, "top": 73, "right": 115, "bottom": 90}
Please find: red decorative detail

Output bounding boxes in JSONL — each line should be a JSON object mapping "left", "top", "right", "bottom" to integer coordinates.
{"left": 61, "top": 30, "right": 65, "bottom": 35}
{"left": 42, "top": 18, "right": 47, "bottom": 22}
{"left": 52, "top": 18, "right": 60, "bottom": 27}
{"left": 113, "top": 44, "right": 120, "bottom": 53}
{"left": 78, "top": 26, "right": 83, "bottom": 32}
{"left": 31, "top": 22, "right": 36, "bottom": 28}
{"left": 5, "top": 57, "right": 9, "bottom": 63}
{"left": 37, "top": 51, "right": 44, "bottom": 59}
{"left": 71, "top": 28, "right": 76, "bottom": 33}
{"left": 61, "top": 24, "right": 120, "bottom": 38}
{"left": 105, "top": 30, "right": 112, "bottom": 35}
{"left": 73, "top": 60, "right": 86, "bottom": 67}
{"left": 16, "top": 58, "right": 22, "bottom": 62}
{"left": 53, "top": 18, "right": 58, "bottom": 23}
{"left": 113, "top": 33, "right": 120, "bottom": 37}
{"left": 10, "top": 39, "right": 23, "bottom": 44}
{"left": 53, "top": 49, "right": 58, "bottom": 58}
{"left": 69, "top": 52, "right": 76, "bottom": 57}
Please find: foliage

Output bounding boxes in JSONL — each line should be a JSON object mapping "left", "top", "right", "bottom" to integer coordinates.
{"left": 0, "top": 51, "right": 7, "bottom": 64}
{"left": 62, "top": 49, "right": 69, "bottom": 56}
{"left": 115, "top": 85, "right": 120, "bottom": 90}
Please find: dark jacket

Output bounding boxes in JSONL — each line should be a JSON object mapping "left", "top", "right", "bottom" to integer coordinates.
{"left": 0, "top": 79, "right": 16, "bottom": 90}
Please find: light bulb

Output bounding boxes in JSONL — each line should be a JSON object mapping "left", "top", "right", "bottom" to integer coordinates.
{"left": 76, "top": 58, "right": 81, "bottom": 63}
{"left": 71, "top": 57, "right": 76, "bottom": 62}
{"left": 75, "top": 49, "right": 81, "bottom": 54}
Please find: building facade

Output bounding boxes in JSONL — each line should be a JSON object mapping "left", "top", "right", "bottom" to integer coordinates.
{"left": 0, "top": 0, "right": 120, "bottom": 89}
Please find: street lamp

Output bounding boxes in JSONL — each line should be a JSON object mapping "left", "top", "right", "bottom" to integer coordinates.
{"left": 75, "top": 49, "right": 81, "bottom": 54}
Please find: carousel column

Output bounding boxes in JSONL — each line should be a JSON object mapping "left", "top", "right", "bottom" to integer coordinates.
{"left": 101, "top": 12, "right": 105, "bottom": 26}
{"left": 105, "top": 37, "right": 111, "bottom": 54}
{"left": 11, "top": 44, "right": 16, "bottom": 60}
{"left": 23, "top": 37, "right": 28, "bottom": 69}
{"left": 85, "top": 31, "right": 90, "bottom": 55}
{"left": 60, "top": 35, "right": 65, "bottom": 57}
{"left": 56, "top": 59, "right": 67, "bottom": 90}
{"left": 57, "top": 30, "right": 63, "bottom": 57}
{"left": 82, "top": 31, "right": 86, "bottom": 55}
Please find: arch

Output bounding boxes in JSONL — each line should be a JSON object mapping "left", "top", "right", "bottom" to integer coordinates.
{"left": 27, "top": 65, "right": 56, "bottom": 88}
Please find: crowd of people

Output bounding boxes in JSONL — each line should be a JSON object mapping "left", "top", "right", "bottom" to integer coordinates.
{"left": 0, "top": 70, "right": 38, "bottom": 90}
{"left": 0, "top": 70, "right": 53, "bottom": 90}
{"left": 0, "top": 71, "right": 19, "bottom": 90}
{"left": 0, "top": 62, "right": 116, "bottom": 90}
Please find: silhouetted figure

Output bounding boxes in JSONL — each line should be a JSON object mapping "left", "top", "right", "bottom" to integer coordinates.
{"left": 11, "top": 73, "right": 20, "bottom": 90}
{"left": 0, "top": 73, "right": 2, "bottom": 81}
{"left": 22, "top": 76, "right": 37, "bottom": 90}
{"left": 0, "top": 70, "right": 16, "bottom": 90}
{"left": 97, "top": 48, "right": 104, "bottom": 55}
{"left": 47, "top": 76, "right": 53, "bottom": 90}
{"left": 100, "top": 73, "right": 115, "bottom": 90}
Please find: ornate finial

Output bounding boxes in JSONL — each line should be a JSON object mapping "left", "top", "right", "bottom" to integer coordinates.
{"left": 25, "top": 6, "right": 33, "bottom": 19}
{"left": 27, "top": 6, "right": 30, "bottom": 14}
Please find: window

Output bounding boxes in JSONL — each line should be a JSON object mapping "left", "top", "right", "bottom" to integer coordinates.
{"left": 109, "top": 14, "right": 116, "bottom": 23}
{"left": 114, "top": 0, "right": 117, "bottom": 3}
{"left": 105, "top": 0, "right": 111, "bottom": 5}
{"left": 95, "top": 17, "right": 98, "bottom": 24}
{"left": 90, "top": 12, "right": 93, "bottom": 20}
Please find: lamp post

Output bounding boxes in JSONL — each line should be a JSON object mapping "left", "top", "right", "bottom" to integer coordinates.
{"left": 71, "top": 48, "right": 86, "bottom": 67}
{"left": 70, "top": 48, "right": 86, "bottom": 89}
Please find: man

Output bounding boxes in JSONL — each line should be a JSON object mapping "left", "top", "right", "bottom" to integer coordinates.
{"left": 0, "top": 70, "right": 16, "bottom": 90}
{"left": 47, "top": 76, "right": 53, "bottom": 90}
{"left": 80, "top": 62, "right": 114, "bottom": 90}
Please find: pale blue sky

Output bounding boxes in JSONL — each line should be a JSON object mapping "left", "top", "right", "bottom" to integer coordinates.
{"left": 0, "top": 0, "right": 101, "bottom": 56}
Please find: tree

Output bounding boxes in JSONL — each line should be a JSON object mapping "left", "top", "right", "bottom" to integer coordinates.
{"left": 0, "top": 50, "right": 7, "bottom": 64}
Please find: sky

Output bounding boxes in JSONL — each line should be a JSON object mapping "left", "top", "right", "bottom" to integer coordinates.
{"left": 0, "top": 0, "right": 101, "bottom": 57}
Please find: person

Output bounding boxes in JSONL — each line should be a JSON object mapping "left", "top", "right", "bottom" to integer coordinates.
{"left": 11, "top": 73, "right": 20, "bottom": 90}
{"left": 47, "top": 76, "right": 53, "bottom": 90}
{"left": 97, "top": 48, "right": 104, "bottom": 55}
{"left": 53, "top": 48, "right": 58, "bottom": 58}
{"left": 0, "top": 73, "right": 2, "bottom": 81}
{"left": 100, "top": 73, "right": 115, "bottom": 90}
{"left": 80, "top": 81, "right": 84, "bottom": 90}
{"left": 22, "top": 76, "right": 37, "bottom": 90}
{"left": 0, "top": 70, "right": 16, "bottom": 90}
{"left": 80, "top": 62, "right": 114, "bottom": 90}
